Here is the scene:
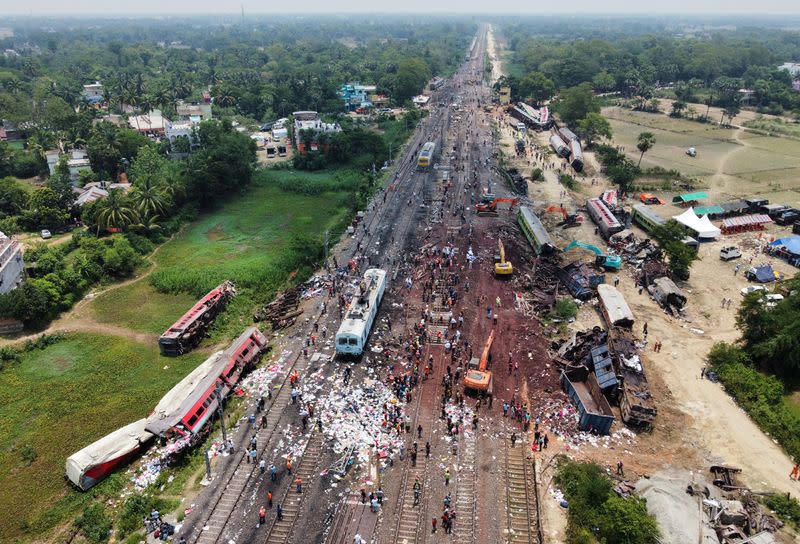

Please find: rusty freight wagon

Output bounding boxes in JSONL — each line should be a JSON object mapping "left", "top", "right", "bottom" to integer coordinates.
{"left": 158, "top": 281, "right": 235, "bottom": 356}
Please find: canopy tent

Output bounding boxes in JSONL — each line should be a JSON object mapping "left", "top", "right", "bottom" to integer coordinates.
{"left": 721, "top": 214, "right": 772, "bottom": 234}
{"left": 769, "top": 236, "right": 800, "bottom": 256}
{"left": 672, "top": 191, "right": 708, "bottom": 204}
{"left": 694, "top": 205, "right": 724, "bottom": 217}
{"left": 720, "top": 200, "right": 749, "bottom": 216}
{"left": 673, "top": 208, "right": 721, "bottom": 239}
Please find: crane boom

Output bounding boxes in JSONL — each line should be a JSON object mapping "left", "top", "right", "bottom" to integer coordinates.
{"left": 479, "top": 329, "right": 494, "bottom": 372}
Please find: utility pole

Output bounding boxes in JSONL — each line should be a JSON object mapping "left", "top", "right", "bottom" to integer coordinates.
{"left": 323, "top": 229, "right": 330, "bottom": 268}
{"left": 215, "top": 381, "right": 227, "bottom": 444}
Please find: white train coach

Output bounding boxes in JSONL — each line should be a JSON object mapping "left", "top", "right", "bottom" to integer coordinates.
{"left": 336, "top": 268, "right": 387, "bottom": 356}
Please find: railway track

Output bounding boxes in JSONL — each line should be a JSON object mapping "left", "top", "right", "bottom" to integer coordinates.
{"left": 503, "top": 436, "right": 540, "bottom": 544}
{"left": 452, "top": 426, "right": 477, "bottom": 544}
{"left": 263, "top": 429, "right": 325, "bottom": 543}
{"left": 191, "top": 352, "right": 307, "bottom": 544}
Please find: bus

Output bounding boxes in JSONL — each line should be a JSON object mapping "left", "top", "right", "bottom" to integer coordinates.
{"left": 417, "top": 142, "right": 436, "bottom": 170}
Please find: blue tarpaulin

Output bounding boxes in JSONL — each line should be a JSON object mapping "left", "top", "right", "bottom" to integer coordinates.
{"left": 749, "top": 264, "right": 777, "bottom": 283}
{"left": 769, "top": 236, "right": 800, "bottom": 256}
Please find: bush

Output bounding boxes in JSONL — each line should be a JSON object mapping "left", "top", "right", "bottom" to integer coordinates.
{"left": 555, "top": 458, "right": 660, "bottom": 544}
{"left": 553, "top": 298, "right": 578, "bottom": 320}
{"left": 117, "top": 494, "right": 177, "bottom": 538}
{"left": 559, "top": 174, "right": 578, "bottom": 190}
{"left": 75, "top": 504, "right": 112, "bottom": 543}
{"left": 531, "top": 167, "right": 544, "bottom": 181}
{"left": 708, "top": 342, "right": 800, "bottom": 460}
{"left": 763, "top": 493, "right": 800, "bottom": 529}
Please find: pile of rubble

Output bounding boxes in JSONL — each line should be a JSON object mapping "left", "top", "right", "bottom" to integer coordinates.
{"left": 688, "top": 466, "right": 784, "bottom": 544}
{"left": 254, "top": 284, "right": 303, "bottom": 329}
{"left": 551, "top": 326, "right": 657, "bottom": 430}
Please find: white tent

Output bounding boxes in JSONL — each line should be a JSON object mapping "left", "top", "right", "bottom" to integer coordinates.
{"left": 672, "top": 208, "right": 720, "bottom": 239}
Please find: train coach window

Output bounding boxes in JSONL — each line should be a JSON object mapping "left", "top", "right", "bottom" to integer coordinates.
{"left": 348, "top": 338, "right": 358, "bottom": 345}
{"left": 338, "top": 338, "right": 348, "bottom": 345}
{"left": 187, "top": 415, "right": 198, "bottom": 427}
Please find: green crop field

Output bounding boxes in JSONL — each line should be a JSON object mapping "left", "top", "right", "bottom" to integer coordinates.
{"left": 0, "top": 333, "right": 207, "bottom": 541}
{"left": 603, "top": 107, "right": 800, "bottom": 205}
{"left": 91, "top": 172, "right": 353, "bottom": 335}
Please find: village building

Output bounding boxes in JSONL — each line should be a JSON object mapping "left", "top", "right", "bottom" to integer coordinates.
{"left": 0, "top": 232, "right": 24, "bottom": 295}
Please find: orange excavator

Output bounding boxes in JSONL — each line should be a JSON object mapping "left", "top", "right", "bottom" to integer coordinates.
{"left": 464, "top": 329, "right": 494, "bottom": 393}
{"left": 544, "top": 205, "right": 583, "bottom": 228}
{"left": 476, "top": 197, "right": 519, "bottom": 217}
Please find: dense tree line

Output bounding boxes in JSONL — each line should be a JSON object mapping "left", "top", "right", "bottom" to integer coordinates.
{"left": 499, "top": 19, "right": 800, "bottom": 115}
{"left": 0, "top": 17, "right": 470, "bottom": 129}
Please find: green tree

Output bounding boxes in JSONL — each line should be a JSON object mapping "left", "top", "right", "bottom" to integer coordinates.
{"left": 0, "top": 177, "right": 29, "bottom": 217}
{"left": 519, "top": 71, "right": 555, "bottom": 104}
{"left": 22, "top": 187, "right": 69, "bottom": 230}
{"left": 636, "top": 132, "right": 656, "bottom": 167}
{"left": 95, "top": 189, "right": 136, "bottom": 233}
{"left": 557, "top": 83, "right": 599, "bottom": 125}
{"left": 577, "top": 113, "right": 612, "bottom": 147}
{"left": 670, "top": 100, "right": 687, "bottom": 118}
{"left": 592, "top": 70, "right": 616, "bottom": 93}
{"left": 652, "top": 219, "right": 698, "bottom": 280}
{"left": 394, "top": 58, "right": 431, "bottom": 103}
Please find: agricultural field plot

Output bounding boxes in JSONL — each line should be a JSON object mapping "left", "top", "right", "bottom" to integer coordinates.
{"left": 604, "top": 107, "right": 800, "bottom": 205}
{"left": 0, "top": 333, "right": 206, "bottom": 541}
{"left": 91, "top": 173, "right": 352, "bottom": 334}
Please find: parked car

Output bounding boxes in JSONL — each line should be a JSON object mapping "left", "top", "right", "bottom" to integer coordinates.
{"left": 40, "top": 229, "right": 52, "bottom": 239}
{"left": 740, "top": 285, "right": 768, "bottom": 296}
{"left": 720, "top": 246, "right": 742, "bottom": 261}
{"left": 765, "top": 293, "right": 785, "bottom": 307}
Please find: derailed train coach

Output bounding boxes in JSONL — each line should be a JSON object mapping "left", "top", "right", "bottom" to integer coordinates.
{"left": 66, "top": 327, "right": 267, "bottom": 490}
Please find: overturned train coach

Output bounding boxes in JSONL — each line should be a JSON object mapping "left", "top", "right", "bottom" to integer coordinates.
{"left": 158, "top": 281, "right": 236, "bottom": 356}
{"left": 66, "top": 327, "right": 267, "bottom": 490}
{"left": 146, "top": 327, "right": 268, "bottom": 438}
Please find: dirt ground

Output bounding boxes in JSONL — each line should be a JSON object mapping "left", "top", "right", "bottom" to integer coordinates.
{"left": 603, "top": 105, "right": 800, "bottom": 207}
{"left": 493, "top": 110, "right": 800, "bottom": 542}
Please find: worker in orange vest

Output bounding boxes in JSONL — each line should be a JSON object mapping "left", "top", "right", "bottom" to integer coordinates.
{"left": 267, "top": 491, "right": 273, "bottom": 507}
{"left": 286, "top": 458, "right": 292, "bottom": 474}
{"left": 295, "top": 477, "right": 302, "bottom": 493}
{"left": 259, "top": 506, "right": 266, "bottom": 525}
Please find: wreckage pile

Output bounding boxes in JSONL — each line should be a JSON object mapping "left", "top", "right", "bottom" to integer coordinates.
{"left": 552, "top": 326, "right": 657, "bottom": 431}
{"left": 517, "top": 256, "right": 562, "bottom": 312}
{"left": 687, "top": 466, "right": 785, "bottom": 544}
{"left": 254, "top": 284, "right": 303, "bottom": 329}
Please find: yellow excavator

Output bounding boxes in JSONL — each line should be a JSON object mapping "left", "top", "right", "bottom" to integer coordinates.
{"left": 494, "top": 239, "right": 513, "bottom": 276}
{"left": 464, "top": 329, "right": 494, "bottom": 393}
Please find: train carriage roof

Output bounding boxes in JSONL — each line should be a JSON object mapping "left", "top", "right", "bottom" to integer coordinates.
{"left": 518, "top": 206, "right": 554, "bottom": 249}
{"left": 336, "top": 269, "right": 386, "bottom": 339}
{"left": 597, "top": 284, "right": 635, "bottom": 328}
{"left": 145, "top": 351, "right": 227, "bottom": 436}
{"left": 66, "top": 418, "right": 154, "bottom": 487}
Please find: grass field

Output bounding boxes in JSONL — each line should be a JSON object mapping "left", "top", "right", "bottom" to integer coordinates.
{"left": 0, "top": 166, "right": 361, "bottom": 542}
{"left": 91, "top": 172, "right": 353, "bottom": 335}
{"left": 0, "top": 333, "right": 206, "bottom": 541}
{"left": 603, "top": 107, "right": 800, "bottom": 205}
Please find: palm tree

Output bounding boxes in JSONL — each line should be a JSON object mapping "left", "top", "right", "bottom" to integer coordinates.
{"left": 131, "top": 178, "right": 167, "bottom": 218}
{"left": 96, "top": 189, "right": 136, "bottom": 233}
{"left": 636, "top": 132, "right": 656, "bottom": 168}
{"left": 132, "top": 214, "right": 162, "bottom": 235}
{"left": 723, "top": 105, "right": 740, "bottom": 127}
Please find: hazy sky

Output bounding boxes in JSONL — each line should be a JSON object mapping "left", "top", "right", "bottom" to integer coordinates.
{"left": 2, "top": 0, "right": 799, "bottom": 15}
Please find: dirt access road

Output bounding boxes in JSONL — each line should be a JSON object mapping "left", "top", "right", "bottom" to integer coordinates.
{"left": 505, "top": 121, "right": 800, "bottom": 496}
